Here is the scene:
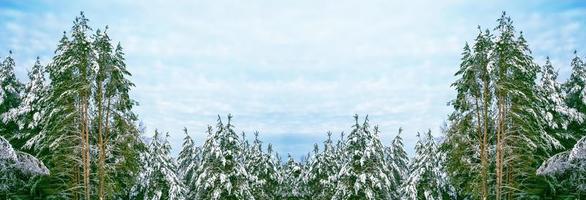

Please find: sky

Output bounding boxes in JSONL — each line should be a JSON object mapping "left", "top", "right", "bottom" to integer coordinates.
{"left": 1, "top": 0, "right": 585, "bottom": 158}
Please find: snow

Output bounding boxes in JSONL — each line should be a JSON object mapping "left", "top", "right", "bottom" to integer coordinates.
{"left": 536, "top": 151, "right": 571, "bottom": 176}
{"left": 0, "top": 136, "right": 49, "bottom": 176}
{"left": 538, "top": 136, "right": 586, "bottom": 176}
{"left": 569, "top": 136, "right": 586, "bottom": 161}
{"left": 0, "top": 136, "right": 17, "bottom": 161}
{"left": 15, "top": 151, "right": 50, "bottom": 176}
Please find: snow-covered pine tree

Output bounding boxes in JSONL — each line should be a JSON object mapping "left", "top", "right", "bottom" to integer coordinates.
{"left": 304, "top": 132, "right": 339, "bottom": 199}
{"left": 6, "top": 57, "right": 46, "bottom": 151}
{"left": 403, "top": 130, "right": 454, "bottom": 200}
{"left": 0, "top": 51, "right": 24, "bottom": 144}
{"left": 102, "top": 40, "right": 143, "bottom": 200}
{"left": 538, "top": 57, "right": 583, "bottom": 148}
{"left": 332, "top": 115, "right": 392, "bottom": 200}
{"left": 131, "top": 130, "right": 185, "bottom": 200}
{"left": 335, "top": 132, "right": 346, "bottom": 168}
{"left": 194, "top": 115, "right": 253, "bottom": 200}
{"left": 39, "top": 24, "right": 89, "bottom": 199}
{"left": 385, "top": 128, "right": 409, "bottom": 199}
{"left": 491, "top": 12, "right": 559, "bottom": 198}
{"left": 177, "top": 127, "right": 197, "bottom": 198}
{"left": 444, "top": 27, "right": 494, "bottom": 199}
{"left": 265, "top": 143, "right": 281, "bottom": 197}
{"left": 92, "top": 27, "right": 113, "bottom": 200}
{"left": 445, "top": 49, "right": 478, "bottom": 198}
{"left": 279, "top": 154, "right": 305, "bottom": 199}
{"left": 563, "top": 51, "right": 586, "bottom": 143}
{"left": 245, "top": 132, "right": 280, "bottom": 199}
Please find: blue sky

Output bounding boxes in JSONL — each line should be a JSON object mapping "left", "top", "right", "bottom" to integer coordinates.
{"left": 1, "top": 0, "right": 585, "bottom": 158}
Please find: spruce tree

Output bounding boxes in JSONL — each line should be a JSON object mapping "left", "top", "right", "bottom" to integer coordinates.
{"left": 177, "top": 128, "right": 198, "bottom": 199}
{"left": 386, "top": 128, "right": 409, "bottom": 199}
{"left": 194, "top": 115, "right": 253, "bottom": 200}
{"left": 332, "top": 115, "right": 392, "bottom": 200}
{"left": 245, "top": 132, "right": 280, "bottom": 199}
{"left": 563, "top": 51, "right": 586, "bottom": 143}
{"left": 538, "top": 57, "right": 583, "bottom": 149}
{"left": 492, "top": 12, "right": 561, "bottom": 198}
{"left": 0, "top": 51, "right": 24, "bottom": 143}
{"left": 404, "top": 131, "right": 454, "bottom": 200}
{"left": 280, "top": 154, "right": 305, "bottom": 199}
{"left": 304, "top": 132, "right": 339, "bottom": 199}
{"left": 131, "top": 130, "right": 185, "bottom": 200}
{"left": 8, "top": 57, "right": 46, "bottom": 151}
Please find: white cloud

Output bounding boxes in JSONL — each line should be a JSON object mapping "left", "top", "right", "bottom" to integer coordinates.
{"left": 1, "top": 0, "right": 585, "bottom": 157}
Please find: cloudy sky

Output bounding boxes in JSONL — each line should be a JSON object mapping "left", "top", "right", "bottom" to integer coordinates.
{"left": 1, "top": 0, "right": 585, "bottom": 158}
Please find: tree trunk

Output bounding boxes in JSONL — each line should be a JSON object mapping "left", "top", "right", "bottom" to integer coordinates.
{"left": 97, "top": 81, "right": 105, "bottom": 200}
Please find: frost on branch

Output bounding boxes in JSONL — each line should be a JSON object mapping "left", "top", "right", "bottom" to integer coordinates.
{"left": 537, "top": 136, "right": 586, "bottom": 192}
{"left": 15, "top": 151, "right": 50, "bottom": 176}
{"left": 537, "top": 136, "right": 586, "bottom": 176}
{"left": 0, "top": 135, "right": 49, "bottom": 176}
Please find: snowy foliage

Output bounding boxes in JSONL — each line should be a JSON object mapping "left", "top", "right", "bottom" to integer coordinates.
{"left": 244, "top": 132, "right": 281, "bottom": 199}
{"left": 132, "top": 130, "right": 185, "bottom": 200}
{"left": 538, "top": 136, "right": 586, "bottom": 176}
{"left": 539, "top": 58, "right": 583, "bottom": 131}
{"left": 279, "top": 154, "right": 306, "bottom": 198}
{"left": 403, "top": 131, "right": 455, "bottom": 200}
{"left": 0, "top": 136, "right": 48, "bottom": 192}
{"left": 177, "top": 128, "right": 200, "bottom": 199}
{"left": 194, "top": 115, "right": 253, "bottom": 200}
{"left": 385, "top": 128, "right": 410, "bottom": 199}
{"left": 0, "top": 51, "right": 24, "bottom": 143}
{"left": 303, "top": 132, "right": 339, "bottom": 199}
{"left": 332, "top": 115, "right": 392, "bottom": 200}
{"left": 537, "top": 135, "right": 586, "bottom": 194}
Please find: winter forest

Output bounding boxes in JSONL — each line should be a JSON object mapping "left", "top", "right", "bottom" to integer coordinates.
{"left": 0, "top": 9, "right": 586, "bottom": 200}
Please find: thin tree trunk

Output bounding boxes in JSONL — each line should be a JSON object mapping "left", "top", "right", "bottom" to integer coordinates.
{"left": 78, "top": 101, "right": 86, "bottom": 199}
{"left": 496, "top": 96, "right": 504, "bottom": 200}
{"left": 81, "top": 94, "right": 90, "bottom": 200}
{"left": 104, "top": 99, "right": 111, "bottom": 147}
{"left": 475, "top": 97, "right": 488, "bottom": 200}
{"left": 97, "top": 82, "right": 105, "bottom": 200}
{"left": 481, "top": 76, "right": 490, "bottom": 200}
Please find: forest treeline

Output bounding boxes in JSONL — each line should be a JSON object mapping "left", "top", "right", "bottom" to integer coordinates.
{"left": 0, "top": 11, "right": 585, "bottom": 199}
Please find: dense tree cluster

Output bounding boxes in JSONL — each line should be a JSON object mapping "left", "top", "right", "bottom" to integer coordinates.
{"left": 167, "top": 114, "right": 439, "bottom": 200}
{"left": 0, "top": 11, "right": 584, "bottom": 200}
{"left": 0, "top": 12, "right": 143, "bottom": 199}
{"left": 444, "top": 11, "right": 586, "bottom": 199}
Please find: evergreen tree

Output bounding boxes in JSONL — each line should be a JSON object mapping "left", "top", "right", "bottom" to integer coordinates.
{"left": 333, "top": 115, "right": 392, "bottom": 200}
{"left": 245, "top": 132, "right": 280, "bottom": 199}
{"left": 17, "top": 12, "right": 143, "bottom": 199}
{"left": 102, "top": 41, "right": 142, "bottom": 200}
{"left": 563, "top": 51, "right": 586, "bottom": 142}
{"left": 538, "top": 57, "right": 583, "bottom": 149}
{"left": 492, "top": 12, "right": 562, "bottom": 198}
{"left": 9, "top": 57, "right": 46, "bottom": 151}
{"left": 304, "top": 132, "right": 339, "bottom": 199}
{"left": 385, "top": 128, "right": 409, "bottom": 199}
{"left": 177, "top": 128, "right": 199, "bottom": 199}
{"left": 38, "top": 26, "right": 88, "bottom": 198}
{"left": 194, "top": 115, "right": 253, "bottom": 200}
{"left": 279, "top": 154, "right": 305, "bottom": 199}
{"left": 444, "top": 27, "right": 494, "bottom": 199}
{"left": 404, "top": 131, "right": 454, "bottom": 200}
{"left": 131, "top": 130, "right": 185, "bottom": 200}
{"left": 0, "top": 51, "right": 24, "bottom": 143}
